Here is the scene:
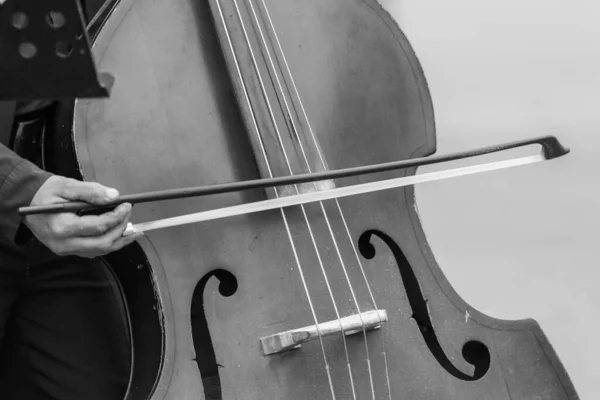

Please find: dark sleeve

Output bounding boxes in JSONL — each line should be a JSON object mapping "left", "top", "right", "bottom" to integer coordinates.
{"left": 0, "top": 104, "right": 53, "bottom": 247}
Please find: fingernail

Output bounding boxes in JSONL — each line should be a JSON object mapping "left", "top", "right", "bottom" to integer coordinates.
{"left": 106, "top": 188, "right": 119, "bottom": 200}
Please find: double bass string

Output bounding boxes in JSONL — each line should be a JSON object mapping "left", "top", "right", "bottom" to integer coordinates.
{"left": 245, "top": 1, "right": 380, "bottom": 398}
{"left": 213, "top": 1, "right": 337, "bottom": 398}
{"left": 257, "top": 1, "right": 393, "bottom": 398}
{"left": 213, "top": 0, "right": 335, "bottom": 395}
{"left": 230, "top": 0, "right": 359, "bottom": 397}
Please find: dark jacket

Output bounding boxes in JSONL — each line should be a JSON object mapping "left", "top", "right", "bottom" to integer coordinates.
{"left": 0, "top": 0, "right": 107, "bottom": 261}
{"left": 0, "top": 101, "right": 52, "bottom": 260}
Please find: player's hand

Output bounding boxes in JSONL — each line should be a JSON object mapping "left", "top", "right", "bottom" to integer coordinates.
{"left": 24, "top": 176, "right": 142, "bottom": 258}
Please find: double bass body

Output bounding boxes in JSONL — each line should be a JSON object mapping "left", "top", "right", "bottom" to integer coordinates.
{"left": 43, "top": 0, "right": 578, "bottom": 398}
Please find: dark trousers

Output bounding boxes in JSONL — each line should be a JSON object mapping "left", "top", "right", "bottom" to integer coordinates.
{"left": 0, "top": 255, "right": 131, "bottom": 400}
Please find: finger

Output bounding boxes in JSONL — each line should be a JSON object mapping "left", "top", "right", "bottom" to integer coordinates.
{"left": 55, "top": 203, "right": 132, "bottom": 238}
{"left": 61, "top": 210, "right": 133, "bottom": 256}
{"left": 59, "top": 178, "right": 120, "bottom": 205}
{"left": 75, "top": 232, "right": 143, "bottom": 259}
{"left": 69, "top": 232, "right": 143, "bottom": 259}
{"left": 108, "top": 232, "right": 144, "bottom": 253}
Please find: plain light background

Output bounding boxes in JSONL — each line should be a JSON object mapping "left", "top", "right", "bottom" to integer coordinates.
{"left": 379, "top": 1, "right": 599, "bottom": 398}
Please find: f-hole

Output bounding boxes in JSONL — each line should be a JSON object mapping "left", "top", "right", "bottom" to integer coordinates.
{"left": 358, "top": 230, "right": 491, "bottom": 381}
{"left": 191, "top": 269, "right": 238, "bottom": 400}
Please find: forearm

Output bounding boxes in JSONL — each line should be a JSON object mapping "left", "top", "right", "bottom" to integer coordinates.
{"left": 0, "top": 103, "right": 53, "bottom": 247}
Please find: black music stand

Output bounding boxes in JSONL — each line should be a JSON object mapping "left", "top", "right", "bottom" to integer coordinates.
{"left": 0, "top": 0, "right": 113, "bottom": 100}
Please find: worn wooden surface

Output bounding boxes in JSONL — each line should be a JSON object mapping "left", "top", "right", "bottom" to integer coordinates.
{"left": 44, "top": 0, "right": 580, "bottom": 398}
{"left": 380, "top": 2, "right": 598, "bottom": 398}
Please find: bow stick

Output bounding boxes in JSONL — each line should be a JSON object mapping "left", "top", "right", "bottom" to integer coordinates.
{"left": 18, "top": 135, "right": 569, "bottom": 235}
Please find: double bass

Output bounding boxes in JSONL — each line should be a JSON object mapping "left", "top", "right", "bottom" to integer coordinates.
{"left": 9, "top": 0, "right": 580, "bottom": 398}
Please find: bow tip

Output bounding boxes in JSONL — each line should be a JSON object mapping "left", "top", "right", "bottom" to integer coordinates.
{"left": 541, "top": 136, "right": 570, "bottom": 160}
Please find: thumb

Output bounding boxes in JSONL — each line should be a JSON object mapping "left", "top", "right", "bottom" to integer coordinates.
{"left": 60, "top": 179, "right": 120, "bottom": 205}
